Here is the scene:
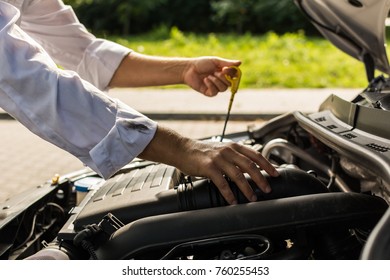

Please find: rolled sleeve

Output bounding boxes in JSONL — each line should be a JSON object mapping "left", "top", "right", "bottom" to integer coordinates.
{"left": 89, "top": 100, "right": 157, "bottom": 179}
{"left": 76, "top": 39, "right": 131, "bottom": 91}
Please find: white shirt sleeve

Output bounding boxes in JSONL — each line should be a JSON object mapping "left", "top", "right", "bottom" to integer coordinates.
{"left": 19, "top": 0, "right": 130, "bottom": 91}
{"left": 0, "top": 2, "right": 158, "bottom": 179}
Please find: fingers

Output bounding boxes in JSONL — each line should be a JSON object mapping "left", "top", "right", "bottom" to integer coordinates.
{"left": 210, "top": 158, "right": 256, "bottom": 204}
{"left": 203, "top": 76, "right": 228, "bottom": 96}
{"left": 203, "top": 72, "right": 232, "bottom": 96}
{"left": 220, "top": 145, "right": 271, "bottom": 200}
{"left": 237, "top": 144, "right": 279, "bottom": 178}
{"left": 189, "top": 57, "right": 241, "bottom": 97}
{"left": 208, "top": 171, "right": 238, "bottom": 205}
{"left": 204, "top": 143, "right": 279, "bottom": 205}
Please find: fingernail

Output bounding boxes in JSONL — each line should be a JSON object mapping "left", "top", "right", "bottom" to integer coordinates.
{"left": 265, "top": 186, "right": 272, "bottom": 193}
{"left": 250, "top": 194, "right": 257, "bottom": 202}
{"left": 231, "top": 199, "right": 238, "bottom": 205}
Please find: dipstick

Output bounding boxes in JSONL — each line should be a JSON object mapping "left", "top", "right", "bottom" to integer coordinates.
{"left": 220, "top": 66, "right": 242, "bottom": 141}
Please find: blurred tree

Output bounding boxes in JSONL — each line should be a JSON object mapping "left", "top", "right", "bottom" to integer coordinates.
{"left": 211, "top": 0, "right": 316, "bottom": 34}
{"left": 152, "top": 0, "right": 213, "bottom": 33}
{"left": 117, "top": 0, "right": 167, "bottom": 35}
{"left": 211, "top": 0, "right": 252, "bottom": 33}
{"left": 251, "top": 0, "right": 316, "bottom": 34}
{"left": 64, "top": 0, "right": 317, "bottom": 35}
{"left": 64, "top": 0, "right": 167, "bottom": 35}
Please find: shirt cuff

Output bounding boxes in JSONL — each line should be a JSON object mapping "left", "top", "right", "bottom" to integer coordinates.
{"left": 88, "top": 99, "right": 158, "bottom": 179}
{"left": 77, "top": 39, "right": 132, "bottom": 91}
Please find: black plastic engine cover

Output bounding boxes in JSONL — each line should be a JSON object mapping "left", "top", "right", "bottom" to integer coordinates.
{"left": 73, "top": 165, "right": 328, "bottom": 231}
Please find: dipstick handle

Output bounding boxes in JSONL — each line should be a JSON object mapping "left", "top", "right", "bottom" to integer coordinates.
{"left": 221, "top": 66, "right": 242, "bottom": 141}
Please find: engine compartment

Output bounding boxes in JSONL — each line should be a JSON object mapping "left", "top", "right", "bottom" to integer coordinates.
{"left": 1, "top": 90, "right": 388, "bottom": 260}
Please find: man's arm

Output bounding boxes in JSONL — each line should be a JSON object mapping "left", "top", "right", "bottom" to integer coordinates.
{"left": 109, "top": 52, "right": 241, "bottom": 97}
{"left": 20, "top": 0, "right": 241, "bottom": 96}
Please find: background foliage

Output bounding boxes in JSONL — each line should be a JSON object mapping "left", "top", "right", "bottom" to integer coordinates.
{"left": 112, "top": 29, "right": 368, "bottom": 88}
{"left": 63, "top": 0, "right": 317, "bottom": 35}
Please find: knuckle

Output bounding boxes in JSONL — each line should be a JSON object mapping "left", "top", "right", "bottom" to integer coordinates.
{"left": 219, "top": 180, "right": 231, "bottom": 191}
{"left": 232, "top": 169, "right": 246, "bottom": 182}
{"left": 221, "top": 143, "right": 239, "bottom": 154}
{"left": 218, "top": 146, "right": 231, "bottom": 157}
{"left": 210, "top": 150, "right": 224, "bottom": 162}
{"left": 229, "top": 142, "right": 241, "bottom": 149}
{"left": 248, "top": 161, "right": 259, "bottom": 172}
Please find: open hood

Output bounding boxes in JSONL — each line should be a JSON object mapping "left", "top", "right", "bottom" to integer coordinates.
{"left": 295, "top": 0, "right": 390, "bottom": 81}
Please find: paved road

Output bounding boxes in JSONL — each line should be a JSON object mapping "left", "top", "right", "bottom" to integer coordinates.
{"left": 0, "top": 88, "right": 359, "bottom": 203}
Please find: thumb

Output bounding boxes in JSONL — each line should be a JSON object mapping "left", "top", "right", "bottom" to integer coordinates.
{"left": 216, "top": 58, "right": 241, "bottom": 68}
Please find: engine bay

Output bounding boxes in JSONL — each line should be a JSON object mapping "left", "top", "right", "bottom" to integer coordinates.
{"left": 1, "top": 89, "right": 389, "bottom": 260}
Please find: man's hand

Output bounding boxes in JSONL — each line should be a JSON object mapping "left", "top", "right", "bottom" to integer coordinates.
{"left": 176, "top": 140, "right": 279, "bottom": 205}
{"left": 109, "top": 52, "right": 241, "bottom": 94}
{"left": 182, "top": 56, "right": 241, "bottom": 97}
{"left": 139, "top": 125, "right": 279, "bottom": 205}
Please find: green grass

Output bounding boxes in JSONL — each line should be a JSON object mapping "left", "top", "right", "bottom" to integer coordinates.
{"left": 108, "top": 28, "right": 379, "bottom": 88}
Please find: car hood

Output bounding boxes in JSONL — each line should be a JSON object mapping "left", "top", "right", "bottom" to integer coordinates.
{"left": 295, "top": 0, "right": 390, "bottom": 79}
